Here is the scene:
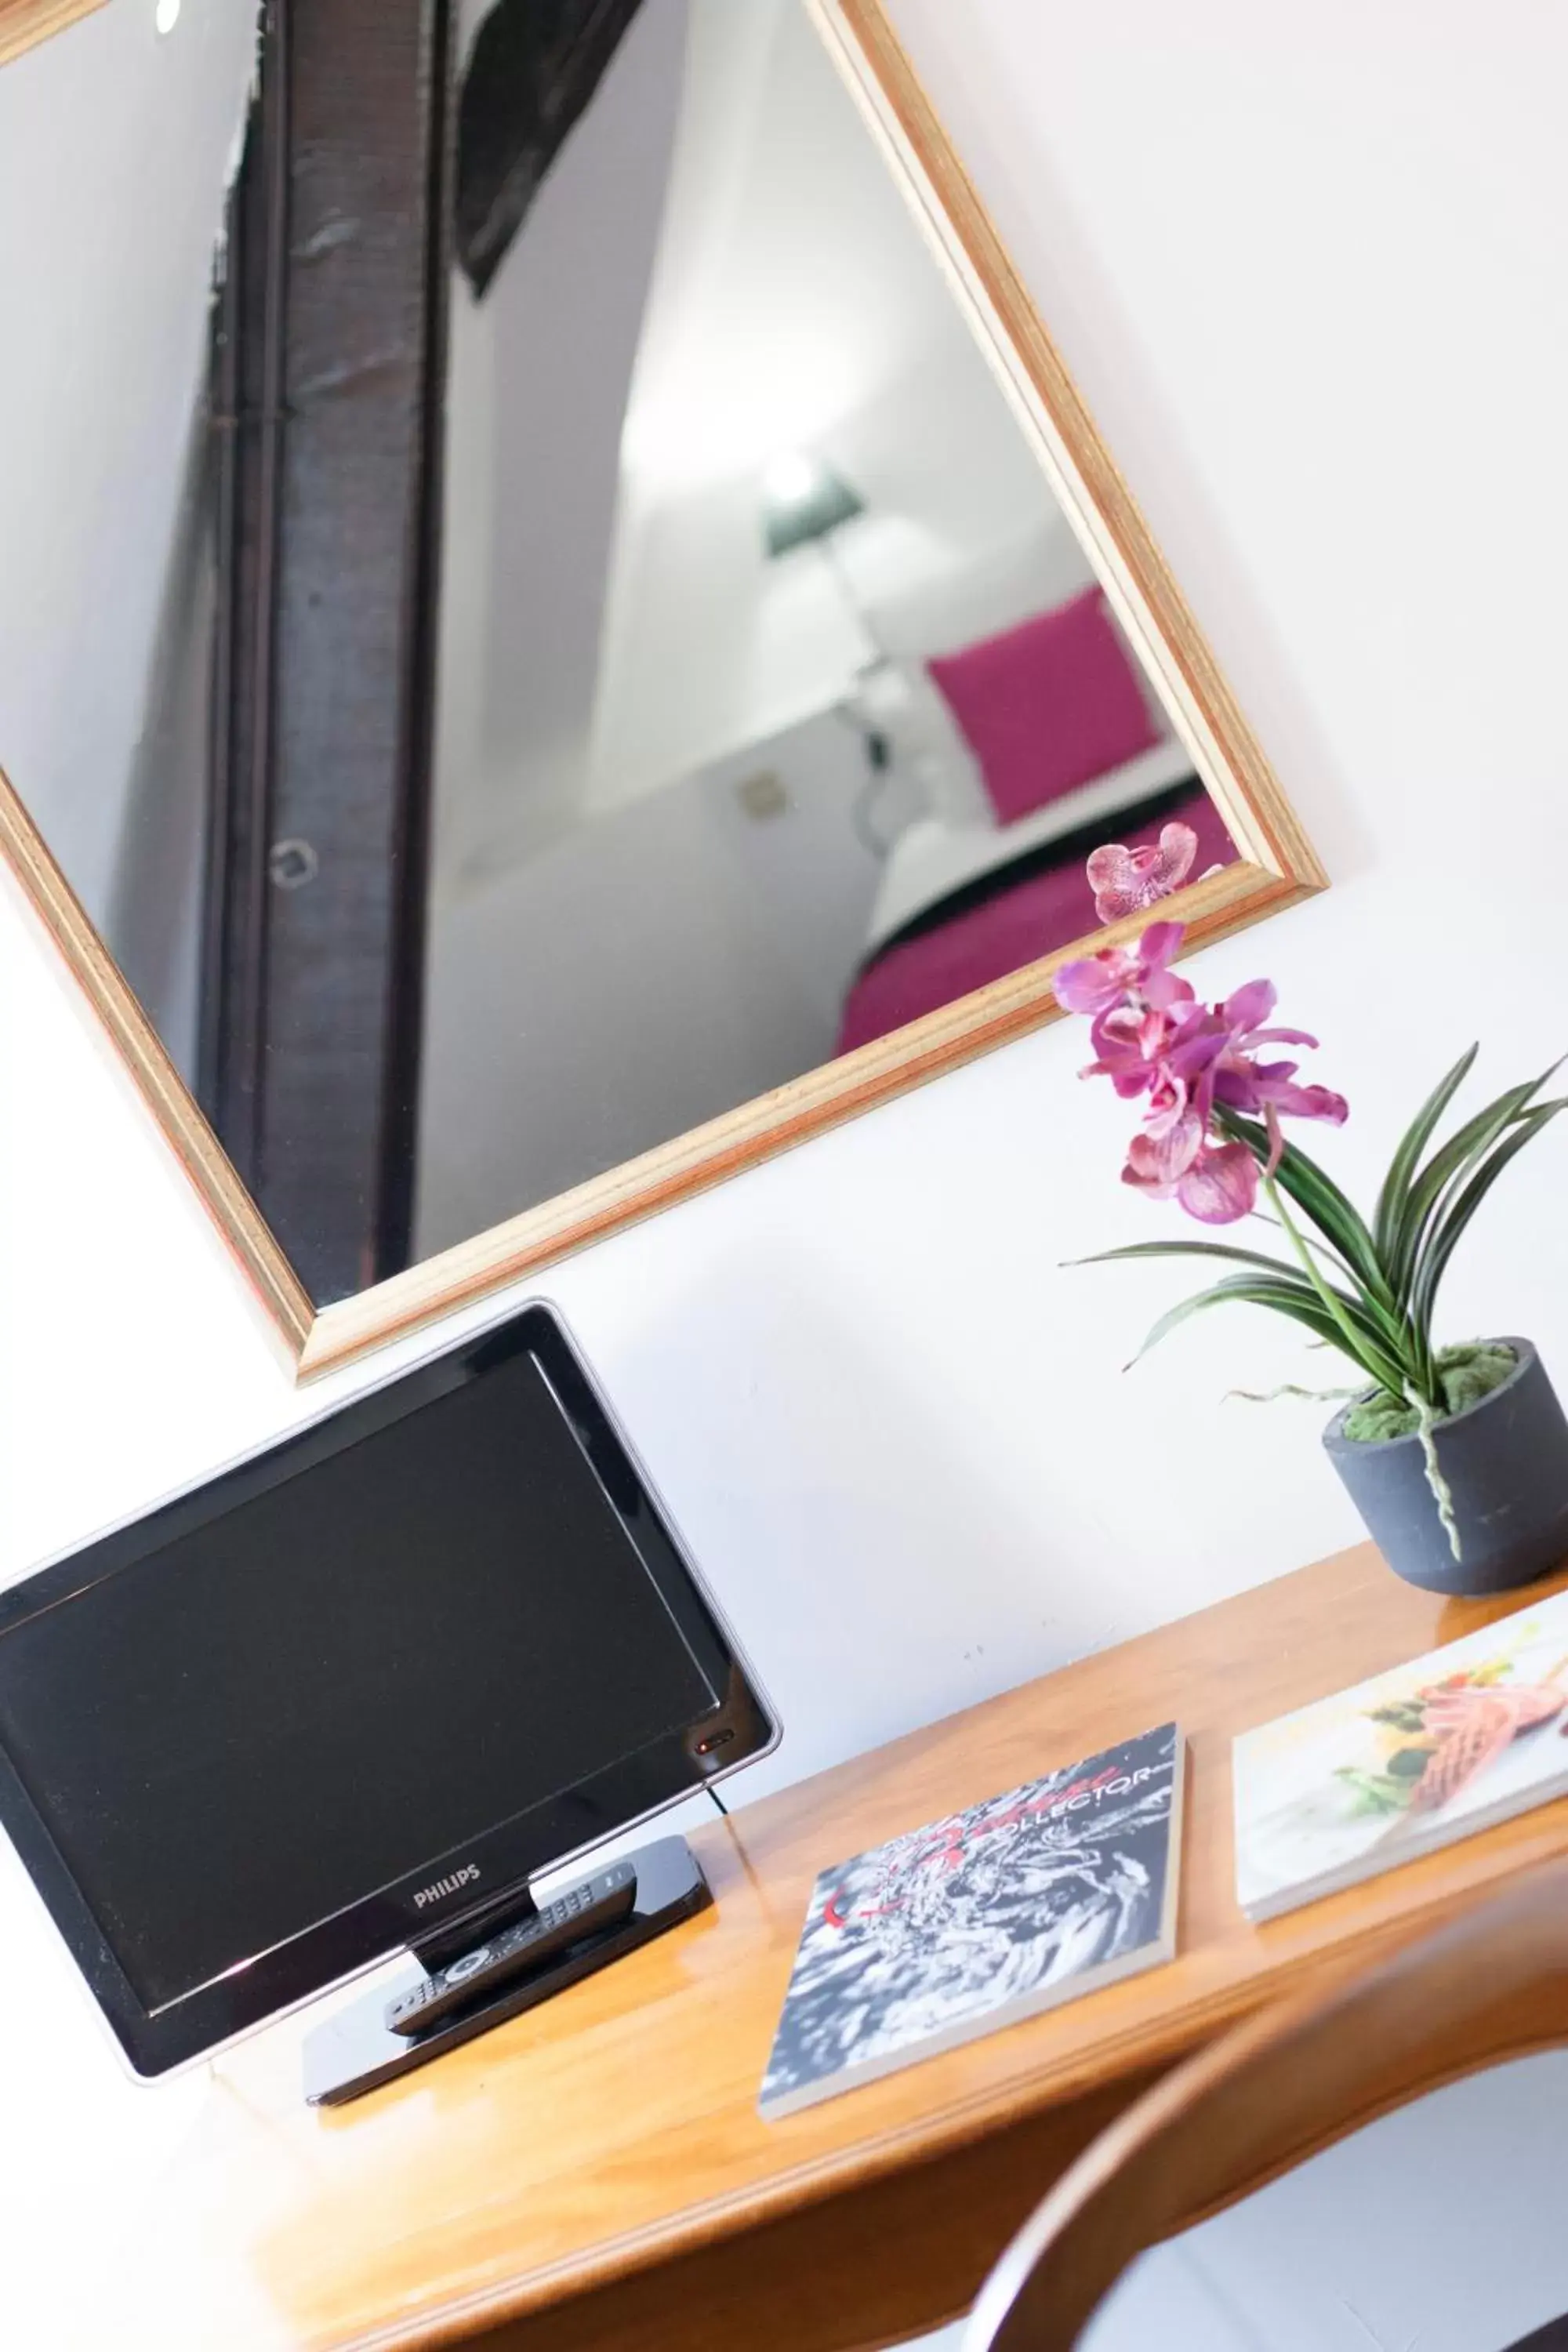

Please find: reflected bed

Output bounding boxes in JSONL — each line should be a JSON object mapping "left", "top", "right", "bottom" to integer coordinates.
{"left": 838, "top": 766, "right": 1234, "bottom": 1054}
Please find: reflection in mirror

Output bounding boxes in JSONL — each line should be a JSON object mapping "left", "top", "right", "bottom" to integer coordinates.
{"left": 416, "top": 0, "right": 1236, "bottom": 1261}
{"left": 4, "top": 0, "right": 1278, "bottom": 1338}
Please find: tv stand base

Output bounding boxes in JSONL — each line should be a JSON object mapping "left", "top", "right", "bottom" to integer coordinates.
{"left": 303, "top": 1835, "right": 710, "bottom": 2107}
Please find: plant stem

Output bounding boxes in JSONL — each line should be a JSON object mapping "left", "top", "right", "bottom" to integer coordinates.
{"left": 1264, "top": 1177, "right": 1408, "bottom": 1400}
{"left": 1250, "top": 1210, "right": 1359, "bottom": 1286}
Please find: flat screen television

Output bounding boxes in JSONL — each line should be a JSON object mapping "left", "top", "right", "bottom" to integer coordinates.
{"left": 0, "top": 1304, "right": 777, "bottom": 2077}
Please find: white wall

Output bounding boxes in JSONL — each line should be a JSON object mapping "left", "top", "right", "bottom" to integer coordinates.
{"left": 6, "top": 0, "right": 1568, "bottom": 2341}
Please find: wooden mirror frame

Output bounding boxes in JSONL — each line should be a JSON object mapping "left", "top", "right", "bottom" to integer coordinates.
{"left": 0, "top": 0, "right": 104, "bottom": 67}
{"left": 0, "top": 0, "right": 1325, "bottom": 1381}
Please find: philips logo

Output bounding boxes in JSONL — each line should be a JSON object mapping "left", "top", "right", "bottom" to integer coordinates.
{"left": 412, "top": 1864, "right": 481, "bottom": 1909}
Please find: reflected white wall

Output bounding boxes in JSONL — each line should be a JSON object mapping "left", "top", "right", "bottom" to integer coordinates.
{"left": 0, "top": 0, "right": 256, "bottom": 927}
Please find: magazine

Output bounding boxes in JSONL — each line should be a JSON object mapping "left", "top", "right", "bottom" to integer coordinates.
{"left": 1234, "top": 1588, "right": 1568, "bottom": 1922}
{"left": 759, "top": 1722, "right": 1183, "bottom": 2120}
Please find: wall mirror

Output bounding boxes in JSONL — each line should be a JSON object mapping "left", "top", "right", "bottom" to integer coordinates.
{"left": 0, "top": 0, "right": 1323, "bottom": 1379}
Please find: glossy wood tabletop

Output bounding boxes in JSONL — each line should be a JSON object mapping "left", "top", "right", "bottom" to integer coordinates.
{"left": 83, "top": 1545, "right": 1568, "bottom": 2352}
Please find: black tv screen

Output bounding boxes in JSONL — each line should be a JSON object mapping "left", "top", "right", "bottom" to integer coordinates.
{"left": 0, "top": 1306, "right": 775, "bottom": 2074}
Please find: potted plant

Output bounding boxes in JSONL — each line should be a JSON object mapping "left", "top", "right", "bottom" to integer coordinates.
{"left": 1054, "top": 919, "right": 1568, "bottom": 1595}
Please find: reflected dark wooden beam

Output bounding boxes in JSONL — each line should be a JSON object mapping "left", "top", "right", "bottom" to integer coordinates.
{"left": 456, "top": 0, "right": 644, "bottom": 296}
{"left": 203, "top": 0, "right": 450, "bottom": 1305}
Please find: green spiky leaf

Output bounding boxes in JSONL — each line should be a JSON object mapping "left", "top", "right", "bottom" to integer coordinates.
{"left": 1128, "top": 1273, "right": 1403, "bottom": 1395}
{"left": 1069, "top": 1238, "right": 1339, "bottom": 1284}
{"left": 1409, "top": 1099, "right": 1568, "bottom": 1334}
{"left": 1263, "top": 1174, "right": 1419, "bottom": 1396}
{"left": 1388, "top": 1062, "right": 1563, "bottom": 1308}
{"left": 1374, "top": 1043, "right": 1478, "bottom": 1265}
{"left": 1215, "top": 1112, "right": 1397, "bottom": 1314}
{"left": 1078, "top": 1239, "right": 1410, "bottom": 1374}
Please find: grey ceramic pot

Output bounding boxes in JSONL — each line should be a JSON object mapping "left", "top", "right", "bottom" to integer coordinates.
{"left": 1322, "top": 1338, "right": 1568, "bottom": 1597}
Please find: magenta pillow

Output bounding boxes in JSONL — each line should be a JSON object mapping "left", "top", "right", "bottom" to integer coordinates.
{"left": 927, "top": 587, "right": 1160, "bottom": 826}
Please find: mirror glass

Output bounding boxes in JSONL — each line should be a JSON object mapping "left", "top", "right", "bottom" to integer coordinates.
{"left": 15, "top": 0, "right": 1243, "bottom": 1310}
{"left": 418, "top": 0, "right": 1239, "bottom": 1267}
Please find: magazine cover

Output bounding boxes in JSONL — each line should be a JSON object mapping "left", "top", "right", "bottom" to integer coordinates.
{"left": 759, "top": 1723, "right": 1183, "bottom": 2120}
{"left": 1235, "top": 1588, "right": 1568, "bottom": 1923}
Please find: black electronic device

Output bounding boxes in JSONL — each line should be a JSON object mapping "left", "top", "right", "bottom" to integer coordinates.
{"left": 303, "top": 1835, "right": 709, "bottom": 2105}
{"left": 0, "top": 1305, "right": 776, "bottom": 2087}
{"left": 385, "top": 1858, "right": 638, "bottom": 2035}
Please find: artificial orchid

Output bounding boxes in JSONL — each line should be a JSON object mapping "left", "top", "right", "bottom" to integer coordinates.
{"left": 1053, "top": 916, "right": 1567, "bottom": 1501}
{"left": 1085, "top": 822, "right": 1199, "bottom": 924}
{"left": 1054, "top": 920, "right": 1347, "bottom": 1226}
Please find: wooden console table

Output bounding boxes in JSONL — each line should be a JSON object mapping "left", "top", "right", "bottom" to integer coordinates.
{"left": 88, "top": 1544, "right": 1568, "bottom": 2350}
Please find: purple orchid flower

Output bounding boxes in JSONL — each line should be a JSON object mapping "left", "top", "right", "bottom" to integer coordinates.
{"left": 1123, "top": 1127, "right": 1262, "bottom": 1223}
{"left": 1052, "top": 920, "right": 1188, "bottom": 1015}
{"left": 1206, "top": 978, "right": 1348, "bottom": 1168}
{"left": 1086, "top": 823, "right": 1199, "bottom": 924}
{"left": 1053, "top": 920, "right": 1346, "bottom": 1225}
